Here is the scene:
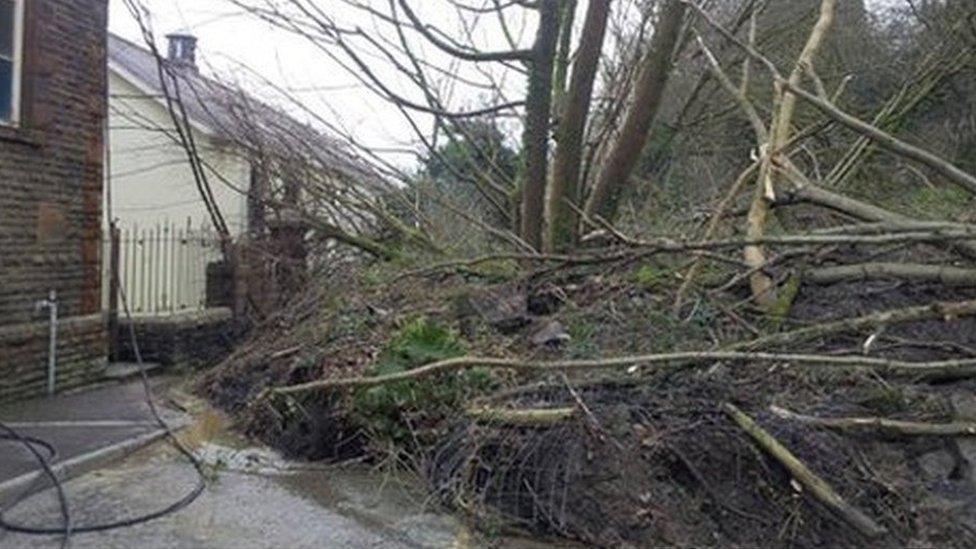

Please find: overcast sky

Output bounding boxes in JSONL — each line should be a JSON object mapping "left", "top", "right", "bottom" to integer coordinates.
{"left": 108, "top": 0, "right": 534, "bottom": 170}
{"left": 108, "top": 1, "right": 396, "bottom": 159}
{"left": 107, "top": 0, "right": 901, "bottom": 169}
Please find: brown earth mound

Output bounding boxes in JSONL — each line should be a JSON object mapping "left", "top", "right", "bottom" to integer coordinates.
{"left": 200, "top": 256, "right": 976, "bottom": 547}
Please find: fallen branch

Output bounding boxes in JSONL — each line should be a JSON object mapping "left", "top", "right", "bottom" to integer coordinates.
{"left": 399, "top": 230, "right": 976, "bottom": 280}
{"left": 813, "top": 221, "right": 976, "bottom": 235}
{"left": 729, "top": 299, "right": 976, "bottom": 351}
{"left": 770, "top": 405, "right": 976, "bottom": 437}
{"left": 261, "top": 300, "right": 976, "bottom": 399}
{"left": 805, "top": 263, "right": 976, "bottom": 286}
{"left": 782, "top": 170, "right": 976, "bottom": 259}
{"left": 724, "top": 403, "right": 888, "bottom": 539}
{"left": 465, "top": 406, "right": 577, "bottom": 426}
{"left": 268, "top": 351, "right": 976, "bottom": 396}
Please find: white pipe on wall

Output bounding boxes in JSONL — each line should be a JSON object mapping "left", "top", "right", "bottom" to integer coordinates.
{"left": 35, "top": 290, "right": 59, "bottom": 396}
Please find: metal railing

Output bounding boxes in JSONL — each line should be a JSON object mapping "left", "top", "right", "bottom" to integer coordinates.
{"left": 103, "top": 222, "right": 222, "bottom": 315}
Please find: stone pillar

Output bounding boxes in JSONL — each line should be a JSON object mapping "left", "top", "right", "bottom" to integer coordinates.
{"left": 267, "top": 208, "right": 308, "bottom": 307}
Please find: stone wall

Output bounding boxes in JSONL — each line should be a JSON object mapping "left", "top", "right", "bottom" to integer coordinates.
{"left": 115, "top": 308, "right": 239, "bottom": 369}
{"left": 0, "top": 315, "right": 107, "bottom": 402}
{"left": 0, "top": 0, "right": 109, "bottom": 402}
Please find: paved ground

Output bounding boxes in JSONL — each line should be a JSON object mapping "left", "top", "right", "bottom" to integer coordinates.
{"left": 0, "top": 382, "right": 472, "bottom": 548}
{"left": 0, "top": 379, "right": 181, "bottom": 485}
{"left": 0, "top": 379, "right": 566, "bottom": 549}
{"left": 0, "top": 442, "right": 468, "bottom": 549}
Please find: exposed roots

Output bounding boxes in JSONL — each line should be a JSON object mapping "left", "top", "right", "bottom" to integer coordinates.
{"left": 425, "top": 377, "right": 973, "bottom": 547}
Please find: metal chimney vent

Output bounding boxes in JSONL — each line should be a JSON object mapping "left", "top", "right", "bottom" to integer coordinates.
{"left": 165, "top": 32, "right": 198, "bottom": 70}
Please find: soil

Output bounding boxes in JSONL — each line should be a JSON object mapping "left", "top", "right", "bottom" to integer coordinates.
{"left": 199, "top": 253, "right": 976, "bottom": 547}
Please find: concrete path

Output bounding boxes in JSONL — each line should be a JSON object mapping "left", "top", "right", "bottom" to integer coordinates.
{"left": 0, "top": 442, "right": 468, "bottom": 549}
{"left": 0, "top": 379, "right": 565, "bottom": 549}
{"left": 0, "top": 379, "right": 184, "bottom": 491}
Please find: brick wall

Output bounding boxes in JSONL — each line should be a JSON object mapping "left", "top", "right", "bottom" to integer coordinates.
{"left": 0, "top": 0, "right": 108, "bottom": 401}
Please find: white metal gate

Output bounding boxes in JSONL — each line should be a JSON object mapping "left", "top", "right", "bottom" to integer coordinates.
{"left": 103, "top": 222, "right": 223, "bottom": 315}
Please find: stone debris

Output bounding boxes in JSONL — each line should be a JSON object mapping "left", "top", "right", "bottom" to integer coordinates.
{"left": 530, "top": 320, "right": 571, "bottom": 347}
{"left": 195, "top": 442, "right": 289, "bottom": 475}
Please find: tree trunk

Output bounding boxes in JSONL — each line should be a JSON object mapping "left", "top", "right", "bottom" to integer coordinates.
{"left": 546, "top": 0, "right": 611, "bottom": 252}
{"left": 518, "top": 0, "right": 560, "bottom": 250}
{"left": 551, "top": 0, "right": 578, "bottom": 115}
{"left": 746, "top": 0, "right": 837, "bottom": 313}
{"left": 583, "top": 0, "right": 687, "bottom": 223}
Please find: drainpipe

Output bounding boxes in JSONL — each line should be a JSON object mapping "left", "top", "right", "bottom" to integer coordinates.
{"left": 35, "top": 291, "right": 59, "bottom": 396}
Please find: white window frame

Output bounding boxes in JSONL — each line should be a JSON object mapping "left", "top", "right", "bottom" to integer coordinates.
{"left": 1, "top": 0, "right": 25, "bottom": 127}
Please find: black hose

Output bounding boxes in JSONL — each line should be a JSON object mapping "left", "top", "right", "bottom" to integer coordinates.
{"left": 0, "top": 421, "right": 72, "bottom": 548}
{"left": 0, "top": 264, "right": 207, "bottom": 539}
{"left": 0, "top": 433, "right": 57, "bottom": 462}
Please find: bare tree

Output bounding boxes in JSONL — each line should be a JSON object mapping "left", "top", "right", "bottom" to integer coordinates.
{"left": 583, "top": 0, "right": 687, "bottom": 223}
{"left": 546, "top": 0, "right": 611, "bottom": 252}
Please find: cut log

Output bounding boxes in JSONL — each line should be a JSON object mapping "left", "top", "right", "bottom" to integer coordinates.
{"left": 465, "top": 406, "right": 577, "bottom": 426}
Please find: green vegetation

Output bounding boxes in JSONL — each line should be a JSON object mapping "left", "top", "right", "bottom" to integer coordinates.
{"left": 351, "top": 317, "right": 492, "bottom": 445}
{"left": 768, "top": 273, "right": 801, "bottom": 330}
{"left": 633, "top": 264, "right": 668, "bottom": 289}
{"left": 566, "top": 318, "right": 601, "bottom": 359}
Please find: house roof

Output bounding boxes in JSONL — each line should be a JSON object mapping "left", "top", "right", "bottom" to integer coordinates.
{"left": 107, "top": 33, "right": 384, "bottom": 188}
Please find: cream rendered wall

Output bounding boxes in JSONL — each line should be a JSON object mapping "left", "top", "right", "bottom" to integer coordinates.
{"left": 106, "top": 69, "right": 250, "bottom": 235}
{"left": 104, "top": 69, "right": 251, "bottom": 314}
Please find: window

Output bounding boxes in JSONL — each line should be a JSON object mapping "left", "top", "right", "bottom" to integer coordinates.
{"left": 0, "top": 0, "right": 24, "bottom": 126}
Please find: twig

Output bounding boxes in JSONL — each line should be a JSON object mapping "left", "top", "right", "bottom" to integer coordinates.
{"left": 674, "top": 162, "right": 758, "bottom": 313}
{"left": 686, "top": 0, "right": 976, "bottom": 196}
{"left": 561, "top": 373, "right": 622, "bottom": 449}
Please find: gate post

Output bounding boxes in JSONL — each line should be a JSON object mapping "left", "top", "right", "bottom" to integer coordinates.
{"left": 268, "top": 207, "right": 308, "bottom": 307}
{"left": 230, "top": 241, "right": 249, "bottom": 332}
{"left": 107, "top": 223, "right": 121, "bottom": 360}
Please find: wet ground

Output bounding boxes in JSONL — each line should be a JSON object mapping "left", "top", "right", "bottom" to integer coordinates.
{"left": 0, "top": 371, "right": 576, "bottom": 548}
{"left": 2, "top": 439, "right": 471, "bottom": 548}
{"left": 0, "top": 379, "right": 184, "bottom": 485}
{"left": 1, "top": 402, "right": 568, "bottom": 549}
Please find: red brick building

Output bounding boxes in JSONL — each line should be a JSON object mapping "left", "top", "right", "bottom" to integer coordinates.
{"left": 0, "top": 0, "right": 109, "bottom": 401}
